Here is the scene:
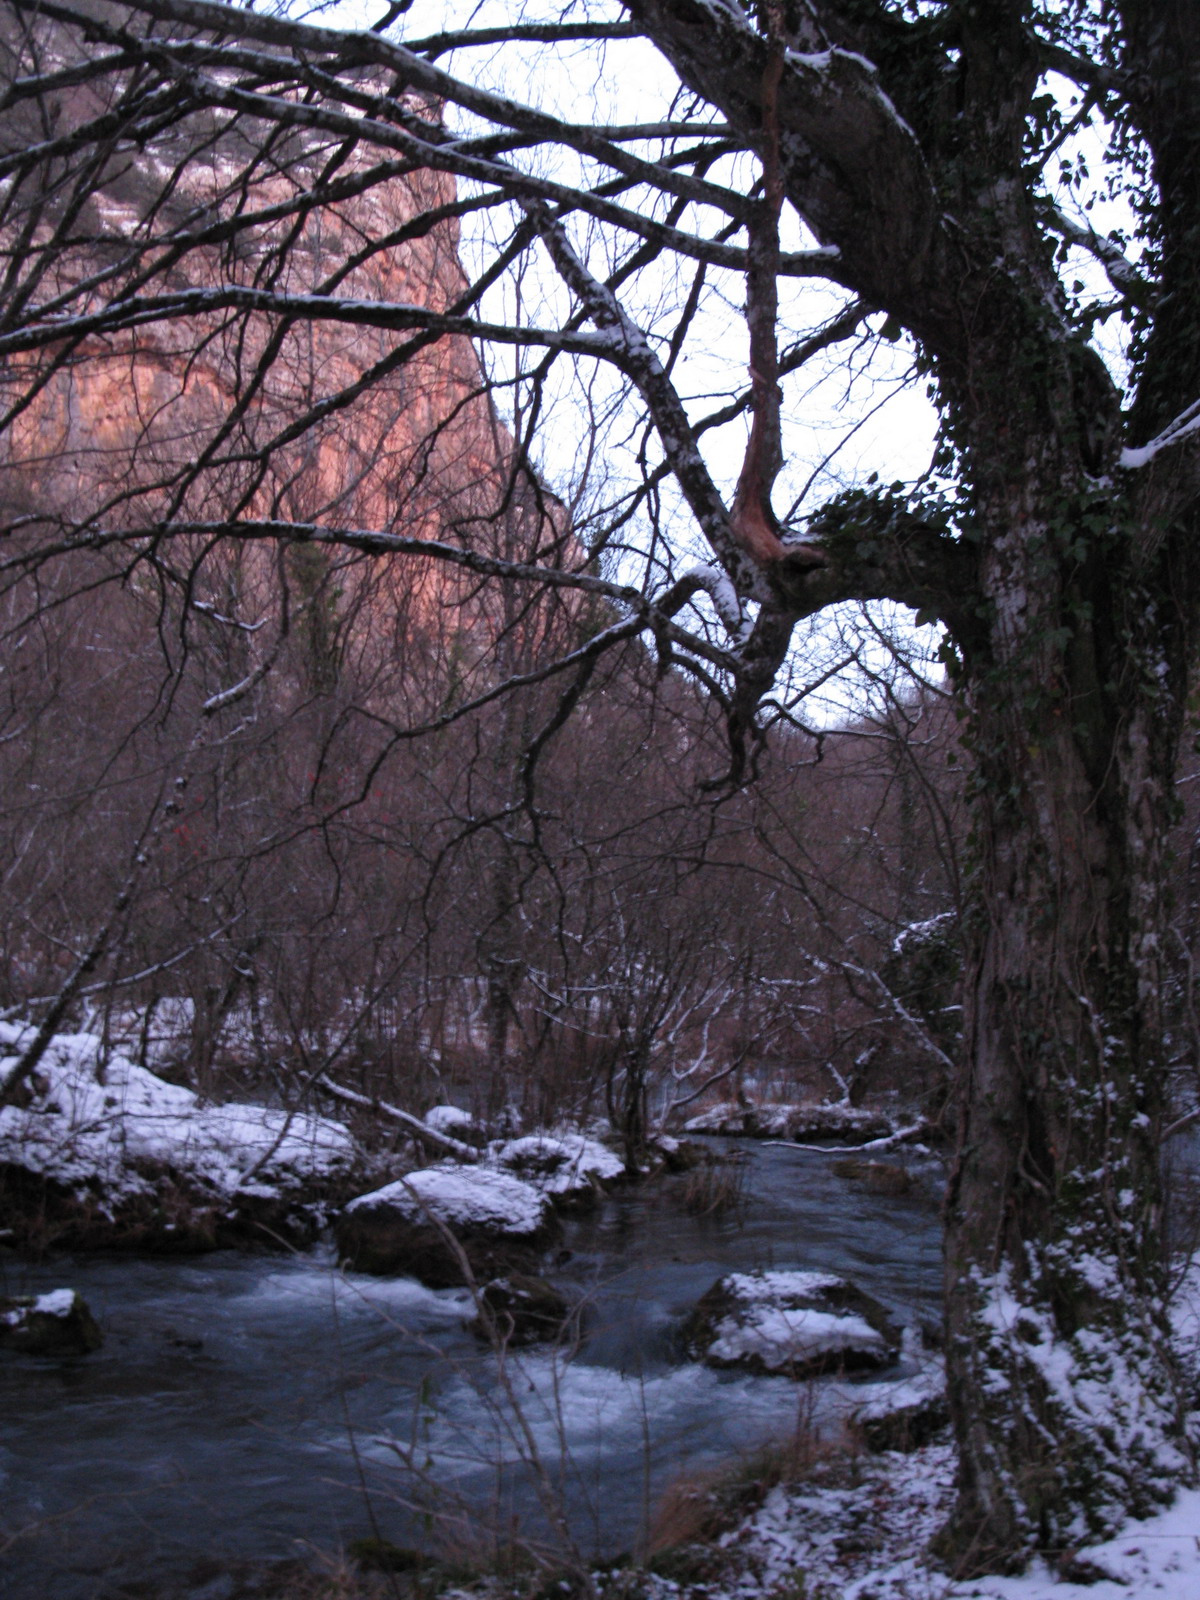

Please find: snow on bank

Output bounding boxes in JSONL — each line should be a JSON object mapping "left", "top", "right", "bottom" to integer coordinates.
{"left": 707, "top": 1443, "right": 1200, "bottom": 1599}
{"left": 0, "top": 1021, "right": 358, "bottom": 1205}
{"left": 670, "top": 1268, "right": 1200, "bottom": 1600}
{"left": 684, "top": 1100, "right": 894, "bottom": 1142}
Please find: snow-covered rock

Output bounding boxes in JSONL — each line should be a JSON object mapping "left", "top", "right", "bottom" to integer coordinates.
{"left": 684, "top": 1269, "right": 902, "bottom": 1378}
{"left": 683, "top": 1101, "right": 896, "bottom": 1143}
{"left": 0, "top": 1289, "right": 103, "bottom": 1355}
{"left": 335, "top": 1164, "right": 559, "bottom": 1285}
{"left": 424, "top": 1104, "right": 480, "bottom": 1139}
{"left": 853, "top": 1357, "right": 948, "bottom": 1451}
{"left": 0, "top": 1021, "right": 362, "bottom": 1251}
{"left": 491, "top": 1132, "right": 624, "bottom": 1207}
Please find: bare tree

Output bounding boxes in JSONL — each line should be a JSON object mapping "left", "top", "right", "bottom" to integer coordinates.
{"left": 2, "top": 0, "right": 1199, "bottom": 1570}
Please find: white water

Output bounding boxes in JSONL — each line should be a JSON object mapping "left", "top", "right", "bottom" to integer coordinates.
{"left": 0, "top": 1140, "right": 943, "bottom": 1597}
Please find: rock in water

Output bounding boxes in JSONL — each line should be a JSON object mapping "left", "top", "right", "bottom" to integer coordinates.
{"left": 0, "top": 1289, "right": 103, "bottom": 1355}
{"left": 491, "top": 1132, "right": 624, "bottom": 1209}
{"left": 469, "top": 1274, "right": 575, "bottom": 1346}
{"left": 335, "top": 1164, "right": 559, "bottom": 1285}
{"left": 684, "top": 1269, "right": 901, "bottom": 1378}
{"left": 853, "top": 1369, "right": 949, "bottom": 1452}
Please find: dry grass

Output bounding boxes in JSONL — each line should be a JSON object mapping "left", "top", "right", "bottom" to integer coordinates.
{"left": 676, "top": 1159, "right": 746, "bottom": 1218}
{"left": 642, "top": 1412, "right": 858, "bottom": 1560}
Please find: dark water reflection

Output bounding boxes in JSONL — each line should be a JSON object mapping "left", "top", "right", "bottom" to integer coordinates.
{"left": 0, "top": 1139, "right": 943, "bottom": 1596}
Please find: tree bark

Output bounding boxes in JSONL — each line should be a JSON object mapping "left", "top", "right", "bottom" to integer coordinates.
{"left": 938, "top": 424, "right": 1193, "bottom": 1563}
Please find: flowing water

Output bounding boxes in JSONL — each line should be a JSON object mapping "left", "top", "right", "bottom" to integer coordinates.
{"left": 0, "top": 1140, "right": 943, "bottom": 1597}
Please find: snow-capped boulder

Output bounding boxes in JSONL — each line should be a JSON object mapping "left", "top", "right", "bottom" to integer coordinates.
{"left": 0, "top": 1021, "right": 363, "bottom": 1252}
{"left": 852, "top": 1361, "right": 948, "bottom": 1452}
{"left": 423, "top": 1104, "right": 484, "bottom": 1145}
{"left": 683, "top": 1102, "right": 895, "bottom": 1143}
{"left": 0, "top": 1289, "right": 103, "bottom": 1356}
{"left": 684, "top": 1270, "right": 902, "bottom": 1379}
{"left": 491, "top": 1132, "right": 624, "bottom": 1208}
{"left": 335, "top": 1164, "right": 559, "bottom": 1285}
{"left": 468, "top": 1274, "right": 575, "bottom": 1347}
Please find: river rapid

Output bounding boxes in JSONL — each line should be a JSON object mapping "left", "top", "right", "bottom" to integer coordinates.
{"left": 0, "top": 1139, "right": 943, "bottom": 1597}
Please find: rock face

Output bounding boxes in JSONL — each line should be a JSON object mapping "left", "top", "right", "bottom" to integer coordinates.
{"left": 335, "top": 1164, "right": 559, "bottom": 1286}
{"left": 684, "top": 1270, "right": 902, "bottom": 1379}
{"left": 0, "top": 1289, "right": 103, "bottom": 1355}
{"left": 468, "top": 1274, "right": 575, "bottom": 1347}
{"left": 491, "top": 1132, "right": 624, "bottom": 1209}
{"left": 683, "top": 1103, "right": 896, "bottom": 1143}
{"left": 0, "top": 1022, "right": 364, "bottom": 1253}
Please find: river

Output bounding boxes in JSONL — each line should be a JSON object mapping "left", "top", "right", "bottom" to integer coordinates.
{"left": 0, "top": 1139, "right": 943, "bottom": 1597}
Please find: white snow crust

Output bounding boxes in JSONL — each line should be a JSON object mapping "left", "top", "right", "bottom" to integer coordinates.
{"left": 709, "top": 1304, "right": 886, "bottom": 1370}
{"left": 424, "top": 1104, "right": 476, "bottom": 1134}
{"left": 0, "top": 1021, "right": 358, "bottom": 1203}
{"left": 693, "top": 1440, "right": 1200, "bottom": 1600}
{"left": 722, "top": 1269, "right": 844, "bottom": 1302}
{"left": 345, "top": 1163, "right": 549, "bottom": 1234}
{"left": 492, "top": 1132, "right": 623, "bottom": 1194}
{"left": 30, "top": 1289, "right": 77, "bottom": 1317}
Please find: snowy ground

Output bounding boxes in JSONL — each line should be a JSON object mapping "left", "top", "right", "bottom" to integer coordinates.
{"left": 686, "top": 1443, "right": 1200, "bottom": 1600}
{"left": 621, "top": 1266, "right": 1200, "bottom": 1600}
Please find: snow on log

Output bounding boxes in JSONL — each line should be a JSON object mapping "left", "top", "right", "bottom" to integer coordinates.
{"left": 683, "top": 1100, "right": 895, "bottom": 1142}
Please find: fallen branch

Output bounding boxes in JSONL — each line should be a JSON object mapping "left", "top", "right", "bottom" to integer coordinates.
{"left": 1161, "top": 1105, "right": 1200, "bottom": 1143}
{"left": 763, "top": 1121, "right": 932, "bottom": 1156}
{"left": 316, "top": 1074, "right": 480, "bottom": 1161}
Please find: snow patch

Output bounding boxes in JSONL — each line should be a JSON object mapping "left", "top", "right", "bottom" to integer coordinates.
{"left": 345, "top": 1164, "right": 548, "bottom": 1235}
{"left": 424, "top": 1104, "right": 476, "bottom": 1135}
{"left": 491, "top": 1132, "right": 623, "bottom": 1194}
{"left": 0, "top": 1020, "right": 358, "bottom": 1205}
{"left": 709, "top": 1304, "right": 886, "bottom": 1370}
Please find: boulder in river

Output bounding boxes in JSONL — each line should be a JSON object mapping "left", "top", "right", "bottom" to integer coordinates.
{"left": 491, "top": 1131, "right": 624, "bottom": 1209}
{"left": 852, "top": 1361, "right": 948, "bottom": 1451}
{"left": 0, "top": 1289, "right": 103, "bottom": 1355}
{"left": 335, "top": 1164, "right": 559, "bottom": 1285}
{"left": 468, "top": 1273, "right": 576, "bottom": 1346}
{"left": 684, "top": 1269, "right": 902, "bottom": 1378}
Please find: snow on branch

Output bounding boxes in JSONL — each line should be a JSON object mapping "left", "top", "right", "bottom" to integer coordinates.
{"left": 663, "top": 564, "right": 752, "bottom": 646}
{"left": 316, "top": 1074, "right": 480, "bottom": 1160}
{"left": 1048, "top": 205, "right": 1152, "bottom": 306}
{"left": 1120, "top": 397, "right": 1200, "bottom": 470}
{"left": 524, "top": 202, "right": 773, "bottom": 607}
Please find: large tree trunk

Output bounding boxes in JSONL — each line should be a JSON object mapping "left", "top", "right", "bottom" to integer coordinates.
{"left": 939, "top": 439, "right": 1194, "bottom": 1566}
